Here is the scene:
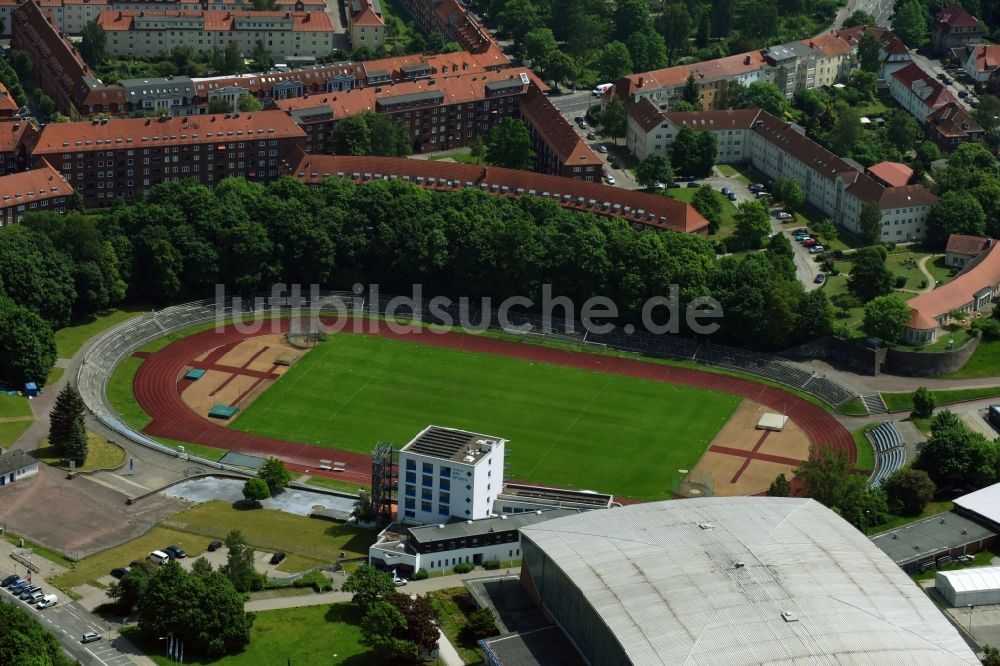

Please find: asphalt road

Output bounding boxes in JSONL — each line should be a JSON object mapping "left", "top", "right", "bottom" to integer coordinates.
{"left": 0, "top": 563, "right": 135, "bottom": 666}
{"left": 547, "top": 90, "right": 639, "bottom": 189}
{"left": 909, "top": 51, "right": 977, "bottom": 112}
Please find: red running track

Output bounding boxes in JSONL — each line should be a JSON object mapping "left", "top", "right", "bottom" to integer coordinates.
{"left": 132, "top": 321, "right": 855, "bottom": 486}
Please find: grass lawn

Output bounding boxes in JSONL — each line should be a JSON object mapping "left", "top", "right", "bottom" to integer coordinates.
{"left": 715, "top": 164, "right": 739, "bottom": 177}
{"left": 47, "top": 366, "right": 65, "bottom": 386}
{"left": 880, "top": 386, "right": 1000, "bottom": 413}
{"left": 107, "top": 356, "right": 152, "bottom": 430}
{"left": 54, "top": 306, "right": 147, "bottom": 359}
{"left": 925, "top": 256, "right": 956, "bottom": 285}
{"left": 943, "top": 338, "right": 1000, "bottom": 379}
{"left": 430, "top": 151, "right": 485, "bottom": 165}
{"left": 912, "top": 547, "right": 998, "bottom": 582}
{"left": 838, "top": 397, "right": 868, "bottom": 417}
{"left": 428, "top": 588, "right": 485, "bottom": 665}
{"left": 894, "top": 327, "right": 972, "bottom": 352}
{"left": 870, "top": 501, "right": 954, "bottom": 534}
{"left": 0, "top": 393, "right": 33, "bottom": 447}
{"left": 50, "top": 501, "right": 374, "bottom": 592}
{"left": 128, "top": 604, "right": 377, "bottom": 666}
{"left": 852, "top": 426, "right": 876, "bottom": 472}
{"left": 230, "top": 334, "right": 742, "bottom": 500}
{"left": 380, "top": 0, "right": 421, "bottom": 50}
{"left": 665, "top": 187, "right": 738, "bottom": 240}
{"left": 32, "top": 432, "right": 126, "bottom": 473}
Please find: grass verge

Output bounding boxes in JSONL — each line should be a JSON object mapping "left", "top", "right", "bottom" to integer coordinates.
{"left": 32, "top": 432, "right": 126, "bottom": 473}
{"left": 55, "top": 307, "right": 147, "bottom": 359}
{"left": 428, "top": 588, "right": 485, "bottom": 665}
{"left": 303, "top": 476, "right": 365, "bottom": 495}
{"left": 107, "top": 355, "right": 152, "bottom": 431}
{"left": 880, "top": 386, "right": 1000, "bottom": 413}
{"left": 852, "top": 426, "right": 876, "bottom": 472}
{"left": 870, "top": 501, "right": 954, "bottom": 534}
{"left": 943, "top": 338, "right": 1000, "bottom": 379}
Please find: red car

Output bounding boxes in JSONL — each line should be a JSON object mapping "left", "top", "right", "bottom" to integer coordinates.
{"left": 803, "top": 238, "right": 817, "bottom": 248}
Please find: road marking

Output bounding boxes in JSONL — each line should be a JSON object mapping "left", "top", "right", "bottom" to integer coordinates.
{"left": 85, "top": 646, "right": 113, "bottom": 666}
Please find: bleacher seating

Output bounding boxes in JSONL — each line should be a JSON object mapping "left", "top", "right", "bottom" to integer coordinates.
{"left": 866, "top": 422, "right": 906, "bottom": 487}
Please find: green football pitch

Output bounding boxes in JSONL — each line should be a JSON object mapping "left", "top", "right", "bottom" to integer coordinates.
{"left": 229, "top": 334, "right": 740, "bottom": 500}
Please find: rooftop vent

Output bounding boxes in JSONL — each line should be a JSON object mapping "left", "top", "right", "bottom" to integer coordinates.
{"left": 734, "top": 562, "right": 745, "bottom": 569}
{"left": 438, "top": 524, "right": 445, "bottom": 529}
{"left": 697, "top": 522, "right": 714, "bottom": 530}
{"left": 781, "top": 611, "right": 798, "bottom": 622}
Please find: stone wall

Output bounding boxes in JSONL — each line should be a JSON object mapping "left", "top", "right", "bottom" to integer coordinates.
{"left": 781, "top": 336, "right": 887, "bottom": 376}
{"left": 884, "top": 335, "right": 980, "bottom": 377}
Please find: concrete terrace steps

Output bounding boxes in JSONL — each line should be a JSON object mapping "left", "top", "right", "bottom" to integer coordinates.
{"left": 861, "top": 393, "right": 888, "bottom": 415}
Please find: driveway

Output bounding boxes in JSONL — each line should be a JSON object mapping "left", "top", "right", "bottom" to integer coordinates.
{"left": 909, "top": 51, "right": 976, "bottom": 111}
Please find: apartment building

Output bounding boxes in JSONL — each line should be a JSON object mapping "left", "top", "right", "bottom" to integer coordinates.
{"left": 518, "top": 86, "right": 602, "bottom": 180}
{"left": 398, "top": 0, "right": 506, "bottom": 67}
{"left": 292, "top": 154, "right": 711, "bottom": 234}
{"left": 0, "top": 120, "right": 37, "bottom": 176}
{"left": 29, "top": 110, "right": 306, "bottom": 206}
{"left": 962, "top": 43, "right": 1000, "bottom": 83}
{"left": 888, "top": 62, "right": 957, "bottom": 122}
{"left": 0, "top": 81, "right": 17, "bottom": 118}
{"left": 763, "top": 41, "right": 818, "bottom": 97}
{"left": 625, "top": 100, "right": 937, "bottom": 240}
{"left": 275, "top": 68, "right": 537, "bottom": 155}
{"left": 806, "top": 32, "right": 855, "bottom": 87}
{"left": 0, "top": 162, "right": 74, "bottom": 226}
{"left": 932, "top": 5, "right": 982, "bottom": 55}
{"left": 926, "top": 102, "right": 984, "bottom": 149}
{"left": 11, "top": 0, "right": 127, "bottom": 118}
{"left": 347, "top": 0, "right": 383, "bottom": 50}
{"left": 836, "top": 24, "right": 911, "bottom": 78}
{"left": 96, "top": 9, "right": 335, "bottom": 60}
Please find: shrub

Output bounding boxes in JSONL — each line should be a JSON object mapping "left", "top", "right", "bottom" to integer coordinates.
{"left": 411, "top": 568, "right": 429, "bottom": 580}
{"left": 919, "top": 279, "right": 927, "bottom": 289}
{"left": 293, "top": 571, "right": 333, "bottom": 593}
{"left": 453, "top": 562, "right": 474, "bottom": 574}
{"left": 885, "top": 242, "right": 896, "bottom": 250}
{"left": 832, "top": 249, "right": 844, "bottom": 259}
{"left": 894, "top": 275, "right": 907, "bottom": 289}
{"left": 714, "top": 240, "right": 727, "bottom": 254}
{"left": 482, "top": 561, "right": 501, "bottom": 570}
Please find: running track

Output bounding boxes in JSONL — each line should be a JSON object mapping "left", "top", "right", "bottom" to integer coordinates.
{"left": 132, "top": 321, "right": 855, "bottom": 486}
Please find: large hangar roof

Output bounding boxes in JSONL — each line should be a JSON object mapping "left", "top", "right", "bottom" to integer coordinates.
{"left": 954, "top": 482, "right": 1000, "bottom": 526}
{"left": 938, "top": 566, "right": 1000, "bottom": 594}
{"left": 520, "top": 497, "right": 978, "bottom": 666}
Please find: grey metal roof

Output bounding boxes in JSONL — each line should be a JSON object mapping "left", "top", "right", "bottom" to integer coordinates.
{"left": 871, "top": 511, "right": 994, "bottom": 565}
{"left": 408, "top": 509, "right": 577, "bottom": 544}
{"left": 0, "top": 450, "right": 36, "bottom": 477}
{"left": 954, "top": 482, "right": 1000, "bottom": 527}
{"left": 481, "top": 626, "right": 586, "bottom": 666}
{"left": 521, "top": 497, "right": 979, "bottom": 666}
{"left": 764, "top": 41, "right": 815, "bottom": 61}
{"left": 376, "top": 90, "right": 444, "bottom": 108}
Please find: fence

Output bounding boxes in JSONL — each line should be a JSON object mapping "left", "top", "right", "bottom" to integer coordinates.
{"left": 78, "top": 290, "right": 857, "bottom": 477}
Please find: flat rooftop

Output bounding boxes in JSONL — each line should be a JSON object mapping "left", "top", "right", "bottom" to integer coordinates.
{"left": 481, "top": 626, "right": 586, "bottom": 666}
{"left": 408, "top": 509, "right": 577, "bottom": 545}
{"left": 400, "top": 425, "right": 505, "bottom": 464}
{"left": 871, "top": 511, "right": 996, "bottom": 565}
{"left": 497, "top": 483, "right": 613, "bottom": 509}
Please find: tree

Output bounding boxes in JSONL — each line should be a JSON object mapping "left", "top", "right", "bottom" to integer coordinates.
{"left": 496, "top": 0, "right": 542, "bottom": 44}
{"left": 767, "top": 473, "right": 790, "bottom": 497}
{"left": 849, "top": 246, "right": 893, "bottom": 302}
{"left": 884, "top": 467, "right": 936, "bottom": 516}
{"left": 612, "top": 0, "right": 650, "bottom": 40}
{"left": 251, "top": 40, "right": 273, "bottom": 70}
{"left": 469, "top": 135, "right": 486, "bottom": 159}
{"left": 332, "top": 111, "right": 410, "bottom": 157}
{"left": 352, "top": 488, "right": 377, "bottom": 522}
{"left": 893, "top": 0, "right": 929, "bottom": 48}
{"left": 974, "top": 94, "right": 1000, "bottom": 133}
{"left": 858, "top": 201, "right": 882, "bottom": 245}
{"left": 107, "top": 560, "right": 156, "bottom": 612}
{"left": 657, "top": 4, "right": 691, "bottom": 60}
{"left": 48, "top": 383, "right": 87, "bottom": 464}
{"left": 886, "top": 112, "right": 919, "bottom": 154}
{"left": 734, "top": 200, "right": 771, "bottom": 250}
{"left": 983, "top": 646, "right": 1000, "bottom": 666}
{"left": 221, "top": 41, "right": 244, "bottom": 75}
{"left": 386, "top": 592, "right": 438, "bottom": 655}
{"left": 692, "top": 185, "right": 722, "bottom": 233}
{"left": 771, "top": 178, "right": 804, "bottom": 211}
{"left": 681, "top": 74, "right": 701, "bottom": 107}
{"left": 252, "top": 0, "right": 277, "bottom": 8}
{"left": 600, "top": 97, "right": 627, "bottom": 144}
{"left": 221, "top": 530, "right": 261, "bottom": 593}
{"left": 696, "top": 13, "right": 710, "bottom": 48}
{"left": 738, "top": 82, "right": 788, "bottom": 117}
{"left": 258, "top": 457, "right": 291, "bottom": 493}
{"left": 831, "top": 293, "right": 861, "bottom": 317}
{"left": 241, "top": 477, "right": 270, "bottom": 504}
{"left": 625, "top": 26, "right": 668, "bottom": 73}
{"left": 795, "top": 289, "right": 834, "bottom": 341}
{"left": 843, "top": 9, "right": 877, "bottom": 27}
{"left": 343, "top": 566, "right": 396, "bottom": 606}
{"left": 595, "top": 41, "right": 633, "bottom": 82}
{"left": 0, "top": 298, "right": 57, "bottom": 387}
{"left": 795, "top": 445, "right": 889, "bottom": 530}
{"left": 925, "top": 191, "right": 987, "bottom": 249}
{"left": 670, "top": 125, "right": 715, "bottom": 177}
{"left": 9, "top": 50, "right": 32, "bottom": 81}
{"left": 711, "top": 0, "right": 730, "bottom": 37}
{"left": 544, "top": 50, "right": 579, "bottom": 87}
{"left": 191, "top": 557, "right": 214, "bottom": 577}
{"left": 207, "top": 97, "right": 233, "bottom": 114}
{"left": 915, "top": 414, "right": 1000, "bottom": 490}
{"left": 829, "top": 104, "right": 860, "bottom": 156}
{"left": 486, "top": 118, "right": 535, "bottom": 170}
{"left": 237, "top": 92, "right": 262, "bottom": 112}
{"left": 462, "top": 608, "right": 499, "bottom": 641}
{"left": 80, "top": 21, "right": 106, "bottom": 66}
{"left": 360, "top": 600, "right": 414, "bottom": 661}
{"left": 912, "top": 386, "right": 935, "bottom": 418}
{"left": 523, "top": 28, "right": 557, "bottom": 65}
{"left": 0, "top": 603, "right": 75, "bottom": 666}
{"left": 863, "top": 294, "right": 911, "bottom": 343}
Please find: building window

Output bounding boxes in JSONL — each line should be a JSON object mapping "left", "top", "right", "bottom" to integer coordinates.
{"left": 405, "top": 510, "right": 415, "bottom": 519}
{"left": 438, "top": 504, "right": 449, "bottom": 516}
{"left": 405, "top": 471, "right": 415, "bottom": 483}
{"left": 422, "top": 488, "right": 432, "bottom": 500}
{"left": 439, "top": 466, "right": 450, "bottom": 477}
{"left": 440, "top": 478, "right": 450, "bottom": 491}
{"left": 422, "top": 462, "right": 432, "bottom": 474}
{"left": 405, "top": 484, "right": 415, "bottom": 497}
{"left": 421, "top": 501, "right": 432, "bottom": 512}
{"left": 422, "top": 475, "right": 433, "bottom": 488}
{"left": 404, "top": 497, "right": 414, "bottom": 509}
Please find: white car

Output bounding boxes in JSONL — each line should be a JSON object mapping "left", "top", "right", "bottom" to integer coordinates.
{"left": 808, "top": 245, "right": 825, "bottom": 254}
{"left": 776, "top": 212, "right": 793, "bottom": 220}
{"left": 606, "top": 175, "right": 616, "bottom": 185}
{"left": 597, "top": 145, "right": 608, "bottom": 153}
{"left": 36, "top": 594, "right": 57, "bottom": 609}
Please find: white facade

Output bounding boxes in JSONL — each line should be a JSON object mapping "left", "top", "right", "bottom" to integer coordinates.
{"left": 397, "top": 426, "right": 505, "bottom": 525}
{"left": 0, "top": 450, "right": 39, "bottom": 487}
{"left": 936, "top": 567, "right": 1000, "bottom": 607}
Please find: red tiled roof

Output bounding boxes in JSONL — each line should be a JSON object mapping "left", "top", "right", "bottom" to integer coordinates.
{"left": 0, "top": 121, "right": 36, "bottom": 154}
{"left": 836, "top": 25, "right": 908, "bottom": 56}
{"left": 867, "top": 161, "right": 912, "bottom": 187}
{"left": 803, "top": 33, "right": 853, "bottom": 58}
{"left": 935, "top": 5, "right": 980, "bottom": 28}
{"left": 351, "top": 0, "right": 383, "bottom": 27}
{"left": 751, "top": 112, "right": 857, "bottom": 183}
{"left": 275, "top": 88, "right": 376, "bottom": 117}
{"left": 626, "top": 97, "right": 664, "bottom": 134}
{"left": 519, "top": 86, "right": 601, "bottom": 167}
{"left": 0, "top": 162, "right": 73, "bottom": 210}
{"left": 663, "top": 108, "right": 763, "bottom": 131}
{"left": 971, "top": 44, "right": 1000, "bottom": 73}
{"left": 31, "top": 111, "right": 305, "bottom": 154}
{"left": 0, "top": 81, "right": 17, "bottom": 114}
{"left": 945, "top": 234, "right": 989, "bottom": 257}
{"left": 908, "top": 241, "right": 1000, "bottom": 330}
{"left": 890, "top": 62, "right": 957, "bottom": 110}
{"left": 96, "top": 9, "right": 334, "bottom": 31}
{"left": 616, "top": 50, "right": 767, "bottom": 99}
{"left": 292, "top": 154, "right": 710, "bottom": 234}
{"left": 927, "top": 101, "right": 983, "bottom": 138}
{"left": 877, "top": 184, "right": 938, "bottom": 209}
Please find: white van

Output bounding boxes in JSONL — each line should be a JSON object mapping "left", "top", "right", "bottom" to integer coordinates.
{"left": 37, "top": 594, "right": 57, "bottom": 609}
{"left": 592, "top": 82, "right": 613, "bottom": 96}
{"left": 149, "top": 550, "right": 170, "bottom": 565}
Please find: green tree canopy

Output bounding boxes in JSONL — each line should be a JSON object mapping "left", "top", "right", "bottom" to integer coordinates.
{"left": 242, "top": 477, "right": 270, "bottom": 504}
{"left": 670, "top": 125, "right": 716, "bottom": 177}
{"left": 0, "top": 298, "right": 56, "bottom": 387}
{"left": 0, "top": 603, "right": 75, "bottom": 666}
{"left": 343, "top": 566, "right": 396, "bottom": 607}
{"left": 849, "top": 246, "right": 892, "bottom": 301}
{"left": 49, "top": 383, "right": 87, "bottom": 464}
{"left": 858, "top": 201, "right": 882, "bottom": 245}
{"left": 692, "top": 185, "right": 722, "bottom": 234}
{"left": 862, "top": 293, "right": 911, "bottom": 343}
{"left": 912, "top": 386, "right": 935, "bottom": 418}
{"left": 883, "top": 467, "right": 936, "bottom": 516}
{"left": 80, "top": 21, "right": 106, "bottom": 66}
{"left": 767, "top": 473, "right": 790, "bottom": 497}
{"left": 737, "top": 81, "right": 788, "bottom": 117}
{"left": 485, "top": 118, "right": 535, "bottom": 170}
{"left": 914, "top": 413, "right": 1000, "bottom": 490}
{"left": 221, "top": 530, "right": 262, "bottom": 592}
{"left": 258, "top": 457, "right": 291, "bottom": 493}
{"left": 771, "top": 178, "right": 804, "bottom": 211}
{"left": 893, "top": 0, "right": 929, "bottom": 47}
{"left": 635, "top": 155, "right": 674, "bottom": 188}
{"left": 925, "top": 191, "right": 987, "bottom": 250}
{"left": 595, "top": 41, "right": 634, "bottom": 82}
{"left": 843, "top": 9, "right": 877, "bottom": 27}
{"left": 733, "top": 200, "right": 771, "bottom": 250}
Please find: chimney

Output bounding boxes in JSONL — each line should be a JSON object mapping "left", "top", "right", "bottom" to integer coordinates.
{"left": 638, "top": 76, "right": 644, "bottom": 88}
{"left": 744, "top": 55, "right": 751, "bottom": 65}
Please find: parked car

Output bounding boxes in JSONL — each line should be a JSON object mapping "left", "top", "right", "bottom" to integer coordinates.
{"left": 394, "top": 578, "right": 408, "bottom": 587}
{"left": 605, "top": 174, "right": 616, "bottom": 185}
{"left": 609, "top": 159, "right": 622, "bottom": 169}
{"left": 164, "top": 546, "right": 187, "bottom": 559}
{"left": 24, "top": 590, "right": 45, "bottom": 604}
{"left": 652, "top": 182, "right": 665, "bottom": 190}
{"left": 798, "top": 236, "right": 813, "bottom": 245}
{"left": 814, "top": 273, "right": 826, "bottom": 284}
{"left": 958, "top": 90, "right": 968, "bottom": 98}
{"left": 803, "top": 238, "right": 817, "bottom": 247}
{"left": 755, "top": 191, "right": 769, "bottom": 199}
{"left": 270, "top": 552, "right": 287, "bottom": 565}
{"left": 1, "top": 575, "right": 19, "bottom": 587}
{"left": 937, "top": 72, "right": 948, "bottom": 80}
{"left": 82, "top": 632, "right": 101, "bottom": 644}
{"left": 573, "top": 116, "right": 583, "bottom": 123}
{"left": 808, "top": 245, "right": 825, "bottom": 254}
{"left": 207, "top": 540, "right": 223, "bottom": 552}
{"left": 721, "top": 186, "right": 731, "bottom": 196}
{"left": 19, "top": 585, "right": 42, "bottom": 600}
{"left": 9, "top": 581, "right": 30, "bottom": 594}
{"left": 110, "top": 567, "right": 129, "bottom": 579}
{"left": 942, "top": 76, "right": 952, "bottom": 85}
{"left": 36, "top": 594, "right": 57, "bottom": 609}
{"left": 776, "top": 212, "right": 793, "bottom": 220}
{"left": 577, "top": 119, "right": 588, "bottom": 129}
{"left": 686, "top": 181, "right": 700, "bottom": 188}
{"left": 749, "top": 183, "right": 765, "bottom": 192}
{"left": 727, "top": 192, "right": 737, "bottom": 201}
{"left": 597, "top": 145, "right": 608, "bottom": 153}
{"left": 586, "top": 132, "right": 596, "bottom": 140}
